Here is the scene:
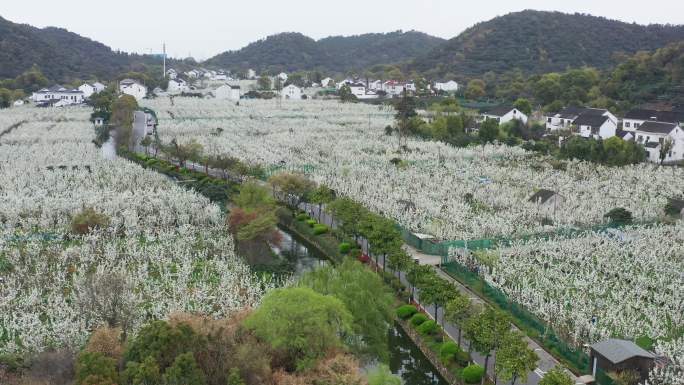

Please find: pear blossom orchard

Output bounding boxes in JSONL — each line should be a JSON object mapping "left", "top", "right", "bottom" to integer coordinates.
{"left": 0, "top": 106, "right": 273, "bottom": 354}
{"left": 143, "top": 97, "right": 684, "bottom": 241}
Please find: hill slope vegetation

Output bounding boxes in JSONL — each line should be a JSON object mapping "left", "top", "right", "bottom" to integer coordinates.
{"left": 205, "top": 31, "right": 445, "bottom": 74}
{"left": 413, "top": 10, "right": 684, "bottom": 78}
{"left": 0, "top": 16, "right": 169, "bottom": 82}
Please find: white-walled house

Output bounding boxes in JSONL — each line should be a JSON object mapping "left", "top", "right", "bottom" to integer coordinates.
{"left": 575, "top": 113, "right": 618, "bottom": 139}
{"left": 321, "top": 77, "right": 334, "bottom": 88}
{"left": 482, "top": 106, "right": 529, "bottom": 125}
{"left": 348, "top": 83, "right": 366, "bottom": 98}
{"left": 119, "top": 79, "right": 147, "bottom": 101}
{"left": 622, "top": 109, "right": 684, "bottom": 132}
{"left": 166, "top": 69, "right": 178, "bottom": 79}
{"left": 277, "top": 72, "right": 288, "bottom": 82}
{"left": 434, "top": 80, "right": 459, "bottom": 93}
{"left": 78, "top": 83, "right": 96, "bottom": 98}
{"left": 281, "top": 84, "right": 302, "bottom": 100}
{"left": 92, "top": 82, "right": 106, "bottom": 93}
{"left": 214, "top": 84, "right": 241, "bottom": 101}
{"left": 78, "top": 82, "right": 106, "bottom": 98}
{"left": 32, "top": 85, "right": 85, "bottom": 105}
{"left": 634, "top": 121, "right": 684, "bottom": 163}
{"left": 167, "top": 78, "right": 190, "bottom": 94}
{"left": 545, "top": 107, "right": 618, "bottom": 139}
{"left": 368, "top": 80, "right": 383, "bottom": 90}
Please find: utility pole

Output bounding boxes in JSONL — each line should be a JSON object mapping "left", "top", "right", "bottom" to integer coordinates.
{"left": 163, "top": 43, "right": 166, "bottom": 78}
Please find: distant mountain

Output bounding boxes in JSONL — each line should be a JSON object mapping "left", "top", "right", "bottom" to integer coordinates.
{"left": 204, "top": 31, "right": 445, "bottom": 74}
{"left": 412, "top": 10, "right": 684, "bottom": 79}
{"left": 0, "top": 16, "right": 168, "bottom": 82}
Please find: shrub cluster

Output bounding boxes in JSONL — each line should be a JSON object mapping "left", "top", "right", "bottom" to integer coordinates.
{"left": 396, "top": 305, "right": 418, "bottom": 319}
{"left": 313, "top": 224, "right": 329, "bottom": 235}
{"left": 461, "top": 364, "right": 485, "bottom": 384}
{"left": 410, "top": 313, "right": 428, "bottom": 326}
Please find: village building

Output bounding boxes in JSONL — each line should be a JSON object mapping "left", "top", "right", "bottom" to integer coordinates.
{"left": 281, "top": 84, "right": 302, "bottom": 100}
{"left": 31, "top": 85, "right": 85, "bottom": 106}
{"left": 590, "top": 339, "right": 655, "bottom": 384}
{"left": 320, "top": 77, "right": 334, "bottom": 88}
{"left": 167, "top": 78, "right": 190, "bottom": 94}
{"left": 528, "top": 189, "right": 565, "bottom": 217}
{"left": 119, "top": 79, "right": 147, "bottom": 101}
{"left": 622, "top": 109, "right": 684, "bottom": 131}
{"left": 482, "top": 106, "right": 529, "bottom": 125}
{"left": 634, "top": 121, "right": 684, "bottom": 163}
{"left": 166, "top": 69, "right": 178, "bottom": 79}
{"left": 214, "top": 84, "right": 241, "bottom": 101}
{"left": 434, "top": 80, "right": 459, "bottom": 93}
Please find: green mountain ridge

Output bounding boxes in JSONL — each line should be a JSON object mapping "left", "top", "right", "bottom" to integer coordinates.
{"left": 412, "top": 10, "right": 684, "bottom": 79}
{"left": 204, "top": 30, "right": 446, "bottom": 74}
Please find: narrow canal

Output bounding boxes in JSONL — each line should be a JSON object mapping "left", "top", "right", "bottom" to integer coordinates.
{"left": 272, "top": 227, "right": 449, "bottom": 385}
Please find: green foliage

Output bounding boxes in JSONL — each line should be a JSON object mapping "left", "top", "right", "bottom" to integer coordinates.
{"left": 495, "top": 331, "right": 540, "bottom": 385}
{"left": 396, "top": 305, "right": 418, "bottom": 319}
{"left": 604, "top": 207, "right": 633, "bottom": 225}
{"left": 313, "top": 224, "right": 329, "bottom": 235}
{"left": 461, "top": 364, "right": 485, "bottom": 384}
{"left": 204, "top": 31, "right": 444, "bottom": 75}
{"left": 339, "top": 84, "right": 358, "bottom": 103}
{"left": 478, "top": 119, "right": 500, "bottom": 143}
{"left": 306, "top": 219, "right": 317, "bottom": 227}
{"left": 573, "top": 136, "right": 646, "bottom": 166}
{"left": 124, "top": 320, "right": 203, "bottom": 372}
{"left": 226, "top": 368, "right": 245, "bottom": 385}
{"left": 367, "top": 364, "right": 402, "bottom": 385}
{"left": 414, "top": 10, "right": 684, "bottom": 79}
{"left": 75, "top": 352, "right": 118, "bottom": 385}
{"left": 410, "top": 313, "right": 429, "bottom": 326}
{"left": 122, "top": 355, "right": 161, "bottom": 385}
{"left": 338, "top": 242, "right": 352, "bottom": 254}
{"left": 439, "top": 341, "right": 460, "bottom": 362}
{"left": 299, "top": 259, "right": 394, "bottom": 361}
{"left": 635, "top": 335, "right": 654, "bottom": 351}
{"left": 513, "top": 98, "right": 533, "bottom": 115}
{"left": 539, "top": 367, "right": 574, "bottom": 385}
{"left": 163, "top": 352, "right": 206, "bottom": 385}
{"left": 296, "top": 213, "right": 309, "bottom": 221}
{"left": 233, "top": 181, "right": 275, "bottom": 211}
{"left": 416, "top": 320, "right": 440, "bottom": 336}
{"left": 71, "top": 207, "right": 110, "bottom": 235}
{"left": 244, "top": 287, "right": 353, "bottom": 370}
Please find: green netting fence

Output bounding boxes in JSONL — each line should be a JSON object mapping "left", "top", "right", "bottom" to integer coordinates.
{"left": 398, "top": 220, "right": 659, "bottom": 258}
{"left": 441, "top": 260, "right": 592, "bottom": 374}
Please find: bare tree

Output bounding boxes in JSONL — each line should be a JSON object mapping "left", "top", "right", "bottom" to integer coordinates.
{"left": 78, "top": 273, "right": 136, "bottom": 339}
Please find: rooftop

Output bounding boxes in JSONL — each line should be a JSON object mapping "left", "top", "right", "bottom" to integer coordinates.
{"left": 591, "top": 339, "right": 654, "bottom": 364}
{"left": 636, "top": 121, "right": 678, "bottom": 135}
{"left": 624, "top": 109, "right": 684, "bottom": 123}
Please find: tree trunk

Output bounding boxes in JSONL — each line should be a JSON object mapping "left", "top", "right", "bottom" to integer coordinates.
{"left": 511, "top": 374, "right": 517, "bottom": 385}
{"left": 382, "top": 253, "right": 387, "bottom": 271}
{"left": 457, "top": 328, "right": 462, "bottom": 348}
{"left": 482, "top": 354, "right": 490, "bottom": 385}
{"left": 434, "top": 306, "right": 439, "bottom": 322}
{"left": 318, "top": 203, "right": 322, "bottom": 222}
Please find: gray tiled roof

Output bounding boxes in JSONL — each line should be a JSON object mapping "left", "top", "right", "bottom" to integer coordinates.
{"left": 637, "top": 121, "right": 677, "bottom": 135}
{"left": 528, "top": 189, "right": 558, "bottom": 204}
{"left": 591, "top": 339, "right": 654, "bottom": 364}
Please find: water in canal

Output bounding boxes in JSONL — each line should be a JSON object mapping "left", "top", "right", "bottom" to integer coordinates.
{"left": 272, "top": 227, "right": 448, "bottom": 385}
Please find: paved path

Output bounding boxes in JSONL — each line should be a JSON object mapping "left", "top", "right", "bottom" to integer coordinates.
{"left": 132, "top": 150, "right": 581, "bottom": 385}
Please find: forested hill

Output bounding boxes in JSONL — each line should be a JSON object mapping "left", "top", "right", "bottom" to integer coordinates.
{"left": 412, "top": 10, "right": 684, "bottom": 79}
{"left": 0, "top": 16, "right": 170, "bottom": 82}
{"left": 204, "top": 31, "right": 445, "bottom": 74}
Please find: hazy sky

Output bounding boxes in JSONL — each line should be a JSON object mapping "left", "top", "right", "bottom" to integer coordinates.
{"left": 2, "top": 0, "right": 683, "bottom": 60}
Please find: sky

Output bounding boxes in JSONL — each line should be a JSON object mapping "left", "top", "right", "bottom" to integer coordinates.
{"left": 2, "top": 0, "right": 683, "bottom": 60}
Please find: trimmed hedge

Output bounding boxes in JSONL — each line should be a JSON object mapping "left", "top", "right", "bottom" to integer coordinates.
{"left": 416, "top": 320, "right": 440, "bottom": 336}
{"left": 462, "top": 364, "right": 484, "bottom": 384}
{"left": 296, "top": 213, "right": 309, "bottom": 221}
{"left": 313, "top": 224, "right": 329, "bottom": 235}
{"left": 396, "top": 305, "right": 418, "bottom": 319}
{"left": 306, "top": 219, "right": 317, "bottom": 227}
{"left": 410, "top": 313, "right": 429, "bottom": 326}
{"left": 338, "top": 242, "right": 351, "bottom": 254}
{"left": 439, "top": 341, "right": 460, "bottom": 362}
